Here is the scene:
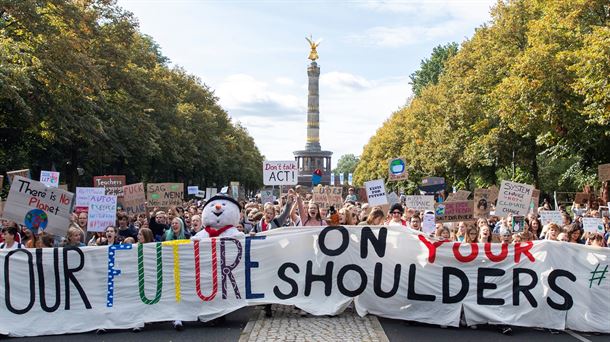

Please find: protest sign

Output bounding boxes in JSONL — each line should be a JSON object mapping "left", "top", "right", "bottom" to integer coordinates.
{"left": 512, "top": 215, "right": 526, "bottom": 233}
{"left": 0, "top": 175, "right": 3, "bottom": 189}
{"left": 330, "top": 174, "right": 335, "bottom": 186}
{"left": 122, "top": 183, "right": 146, "bottom": 215}
{"left": 388, "top": 157, "right": 408, "bottom": 181}
{"left": 1, "top": 226, "right": 607, "bottom": 337}
{"left": 348, "top": 173, "right": 353, "bottom": 186}
{"left": 3, "top": 176, "right": 74, "bottom": 236}
{"left": 196, "top": 190, "right": 206, "bottom": 199}
{"left": 539, "top": 211, "right": 563, "bottom": 226}
{"left": 39, "top": 171, "right": 59, "bottom": 188}
{"left": 0, "top": 200, "right": 4, "bottom": 218}
{"left": 600, "top": 206, "right": 609, "bottom": 218}
{"left": 87, "top": 195, "right": 117, "bottom": 232}
{"left": 420, "top": 176, "right": 444, "bottom": 193}
{"left": 582, "top": 218, "right": 604, "bottom": 234}
{"left": 387, "top": 192, "right": 400, "bottom": 206}
{"left": 6, "top": 169, "right": 30, "bottom": 185}
{"left": 187, "top": 186, "right": 199, "bottom": 195}
{"left": 598, "top": 163, "right": 610, "bottom": 182}
{"left": 404, "top": 195, "right": 435, "bottom": 212}
{"left": 75, "top": 187, "right": 106, "bottom": 207}
{"left": 574, "top": 192, "right": 594, "bottom": 206}
{"left": 206, "top": 187, "right": 218, "bottom": 201}
{"left": 364, "top": 179, "right": 388, "bottom": 206}
{"left": 260, "top": 189, "right": 274, "bottom": 205}
{"left": 339, "top": 173, "right": 345, "bottom": 185}
{"left": 230, "top": 181, "right": 239, "bottom": 199}
{"left": 422, "top": 212, "right": 435, "bottom": 234}
{"left": 473, "top": 189, "right": 490, "bottom": 218}
{"left": 146, "top": 183, "right": 184, "bottom": 208}
{"left": 93, "top": 175, "right": 126, "bottom": 197}
{"left": 312, "top": 186, "right": 343, "bottom": 209}
{"left": 529, "top": 189, "right": 540, "bottom": 214}
{"left": 434, "top": 200, "right": 474, "bottom": 222}
{"left": 495, "top": 180, "right": 534, "bottom": 217}
{"left": 488, "top": 185, "right": 500, "bottom": 203}
{"left": 263, "top": 161, "right": 298, "bottom": 186}
{"left": 446, "top": 190, "right": 471, "bottom": 202}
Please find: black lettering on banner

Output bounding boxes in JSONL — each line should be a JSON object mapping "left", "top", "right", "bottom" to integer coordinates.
{"left": 63, "top": 247, "right": 91, "bottom": 310}
{"left": 547, "top": 269, "right": 575, "bottom": 310}
{"left": 407, "top": 264, "right": 436, "bottom": 302}
{"left": 318, "top": 226, "right": 348, "bottom": 256}
{"left": 5, "top": 249, "right": 35, "bottom": 314}
{"left": 513, "top": 268, "right": 538, "bottom": 307}
{"left": 305, "top": 261, "right": 333, "bottom": 296}
{"left": 36, "top": 248, "right": 61, "bottom": 312}
{"left": 374, "top": 262, "right": 401, "bottom": 298}
{"left": 337, "top": 264, "right": 367, "bottom": 297}
{"left": 477, "top": 268, "right": 505, "bottom": 305}
{"left": 360, "top": 227, "right": 387, "bottom": 258}
{"left": 442, "top": 267, "right": 469, "bottom": 304}
{"left": 274, "top": 263, "right": 300, "bottom": 300}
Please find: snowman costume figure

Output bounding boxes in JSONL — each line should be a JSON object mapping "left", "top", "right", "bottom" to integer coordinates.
{"left": 192, "top": 195, "right": 244, "bottom": 240}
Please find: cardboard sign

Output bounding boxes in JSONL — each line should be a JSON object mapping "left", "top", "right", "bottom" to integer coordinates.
{"left": 146, "top": 183, "right": 184, "bottom": 208}
{"left": 473, "top": 189, "right": 491, "bottom": 218}
{"left": 260, "top": 190, "right": 274, "bottom": 205}
{"left": 3, "top": 176, "right": 74, "bottom": 236}
{"left": 263, "top": 161, "right": 298, "bottom": 186}
{"left": 75, "top": 187, "right": 106, "bottom": 207}
{"left": 539, "top": 210, "right": 563, "bottom": 226}
{"left": 187, "top": 186, "right": 199, "bottom": 195}
{"left": 574, "top": 192, "right": 594, "bottom": 206}
{"left": 312, "top": 186, "right": 343, "bottom": 209}
{"left": 87, "top": 195, "right": 117, "bottom": 232}
{"left": 529, "top": 189, "right": 540, "bottom": 215}
{"left": 388, "top": 157, "right": 408, "bottom": 181}
{"left": 598, "top": 163, "right": 610, "bottom": 182}
{"left": 39, "top": 170, "right": 59, "bottom": 188}
{"left": 488, "top": 185, "right": 499, "bottom": 203}
{"left": 435, "top": 200, "right": 474, "bottom": 222}
{"left": 206, "top": 187, "right": 218, "bottom": 201}
{"left": 6, "top": 169, "right": 31, "bottom": 184}
{"left": 446, "top": 190, "right": 471, "bottom": 202}
{"left": 495, "top": 180, "right": 534, "bottom": 217}
{"left": 93, "top": 175, "right": 126, "bottom": 197}
{"left": 364, "top": 179, "right": 388, "bottom": 206}
{"left": 582, "top": 217, "right": 604, "bottom": 234}
{"left": 403, "top": 195, "right": 435, "bottom": 212}
{"left": 122, "top": 183, "right": 146, "bottom": 215}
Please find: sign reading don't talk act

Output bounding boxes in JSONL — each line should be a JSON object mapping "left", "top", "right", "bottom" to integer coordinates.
{"left": 147, "top": 183, "right": 184, "bottom": 208}
{"left": 3, "top": 176, "right": 74, "bottom": 236}
{"left": 495, "top": 180, "right": 534, "bottom": 217}
{"left": 263, "top": 161, "right": 298, "bottom": 185}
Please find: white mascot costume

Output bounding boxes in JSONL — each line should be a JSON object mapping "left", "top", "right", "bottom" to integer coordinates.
{"left": 192, "top": 194, "right": 244, "bottom": 240}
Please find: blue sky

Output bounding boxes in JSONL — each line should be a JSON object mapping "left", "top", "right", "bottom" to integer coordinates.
{"left": 117, "top": 0, "right": 496, "bottom": 168}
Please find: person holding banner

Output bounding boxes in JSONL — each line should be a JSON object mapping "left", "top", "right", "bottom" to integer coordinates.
{"left": 359, "top": 207, "right": 385, "bottom": 226}
{"left": 386, "top": 203, "right": 406, "bottom": 227}
{"left": 566, "top": 223, "right": 583, "bottom": 244}
{"left": 163, "top": 217, "right": 190, "bottom": 241}
{"left": 100, "top": 226, "right": 120, "bottom": 246}
{"left": 298, "top": 200, "right": 327, "bottom": 227}
{"left": 464, "top": 225, "right": 479, "bottom": 243}
{"left": 0, "top": 226, "right": 22, "bottom": 249}
{"left": 252, "top": 196, "right": 294, "bottom": 233}
{"left": 63, "top": 226, "right": 86, "bottom": 247}
{"left": 137, "top": 228, "right": 154, "bottom": 244}
{"left": 149, "top": 210, "right": 170, "bottom": 241}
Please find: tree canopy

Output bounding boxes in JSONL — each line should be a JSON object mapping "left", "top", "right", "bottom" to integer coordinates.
{"left": 355, "top": 0, "right": 610, "bottom": 194}
{"left": 409, "top": 42, "right": 459, "bottom": 97}
{"left": 0, "top": 0, "right": 263, "bottom": 193}
{"left": 332, "top": 154, "right": 360, "bottom": 176}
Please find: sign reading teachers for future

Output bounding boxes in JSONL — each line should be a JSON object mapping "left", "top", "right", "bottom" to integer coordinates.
{"left": 263, "top": 161, "right": 298, "bottom": 186}
{"left": 0, "top": 227, "right": 608, "bottom": 337}
{"left": 93, "top": 175, "right": 126, "bottom": 197}
{"left": 87, "top": 195, "right": 117, "bottom": 232}
{"left": 495, "top": 180, "right": 534, "bottom": 217}
{"left": 3, "top": 176, "right": 74, "bottom": 236}
{"left": 364, "top": 179, "right": 388, "bottom": 206}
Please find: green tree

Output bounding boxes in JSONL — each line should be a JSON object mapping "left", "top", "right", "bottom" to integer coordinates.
{"left": 408, "top": 42, "right": 458, "bottom": 97}
{"left": 333, "top": 154, "right": 360, "bottom": 176}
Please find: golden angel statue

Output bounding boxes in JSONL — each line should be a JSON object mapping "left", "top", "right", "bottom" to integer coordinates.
{"left": 306, "top": 35, "right": 322, "bottom": 61}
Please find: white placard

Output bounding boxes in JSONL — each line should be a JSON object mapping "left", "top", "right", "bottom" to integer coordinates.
{"left": 387, "top": 192, "right": 400, "bottom": 206}
{"left": 582, "top": 217, "right": 604, "bottom": 234}
{"left": 495, "top": 180, "right": 534, "bottom": 217}
{"left": 187, "top": 186, "right": 199, "bottom": 195}
{"left": 422, "top": 212, "right": 436, "bottom": 234}
{"left": 364, "top": 179, "right": 388, "bottom": 206}
{"left": 39, "top": 170, "right": 60, "bottom": 188}
{"left": 75, "top": 187, "right": 106, "bottom": 207}
{"left": 404, "top": 195, "right": 435, "bottom": 212}
{"left": 260, "top": 190, "right": 274, "bottom": 205}
{"left": 87, "top": 195, "right": 117, "bottom": 232}
{"left": 263, "top": 160, "right": 298, "bottom": 186}
{"left": 3, "top": 176, "right": 74, "bottom": 236}
{"left": 539, "top": 211, "right": 563, "bottom": 226}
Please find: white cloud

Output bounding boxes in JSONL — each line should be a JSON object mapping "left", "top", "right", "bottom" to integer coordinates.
{"left": 360, "top": 0, "right": 494, "bottom": 23}
{"left": 320, "top": 71, "right": 373, "bottom": 91}
{"left": 274, "top": 77, "right": 295, "bottom": 86}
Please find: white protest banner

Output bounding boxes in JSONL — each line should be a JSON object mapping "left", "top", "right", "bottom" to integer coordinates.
{"left": 260, "top": 189, "right": 274, "bottom": 205}
{"left": 539, "top": 211, "right": 563, "bottom": 226}
{"left": 6, "top": 169, "right": 30, "bottom": 185}
{"left": 87, "top": 195, "right": 117, "bottom": 232}
{"left": 3, "top": 176, "right": 74, "bottom": 236}
{"left": 582, "top": 218, "right": 604, "bottom": 234}
{"left": 364, "top": 179, "right": 388, "bottom": 206}
{"left": 187, "top": 186, "right": 199, "bottom": 195}
{"left": 93, "top": 175, "right": 126, "bottom": 197}
{"left": 122, "top": 183, "right": 146, "bottom": 215}
{"left": 422, "top": 212, "right": 435, "bottom": 234}
{"left": 76, "top": 187, "right": 106, "bottom": 207}
{"left": 388, "top": 157, "right": 408, "bottom": 181}
{"left": 495, "top": 180, "right": 534, "bottom": 217}
{"left": 473, "top": 189, "right": 491, "bottom": 218}
{"left": 39, "top": 170, "right": 59, "bottom": 188}
{"left": 404, "top": 195, "right": 435, "bottom": 212}
{"left": 263, "top": 161, "right": 298, "bottom": 186}
{"left": 0, "top": 226, "right": 608, "bottom": 337}
{"left": 598, "top": 163, "right": 610, "bottom": 182}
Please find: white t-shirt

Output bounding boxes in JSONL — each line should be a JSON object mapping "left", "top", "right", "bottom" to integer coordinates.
{"left": 0, "top": 241, "right": 22, "bottom": 250}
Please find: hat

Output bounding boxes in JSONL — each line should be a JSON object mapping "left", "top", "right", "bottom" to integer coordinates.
{"left": 390, "top": 203, "right": 404, "bottom": 213}
{"left": 204, "top": 194, "right": 243, "bottom": 211}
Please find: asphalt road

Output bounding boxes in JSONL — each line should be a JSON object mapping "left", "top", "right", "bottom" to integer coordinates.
{"left": 4, "top": 307, "right": 609, "bottom": 342}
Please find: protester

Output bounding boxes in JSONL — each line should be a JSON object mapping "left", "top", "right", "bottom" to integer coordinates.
{"left": 63, "top": 226, "right": 86, "bottom": 247}
{"left": 137, "top": 227, "right": 155, "bottom": 244}
{"left": 163, "top": 217, "right": 190, "bottom": 241}
{"left": 386, "top": 203, "right": 406, "bottom": 226}
{"left": 0, "top": 226, "right": 22, "bottom": 249}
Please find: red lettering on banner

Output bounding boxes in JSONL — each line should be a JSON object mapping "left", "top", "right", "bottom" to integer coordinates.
{"left": 417, "top": 235, "right": 448, "bottom": 263}
{"left": 452, "top": 243, "right": 478, "bottom": 262}
{"left": 484, "top": 243, "right": 508, "bottom": 262}
{"left": 514, "top": 242, "right": 535, "bottom": 263}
